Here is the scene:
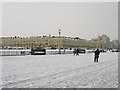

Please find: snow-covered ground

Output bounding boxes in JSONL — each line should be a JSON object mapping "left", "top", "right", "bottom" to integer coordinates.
{"left": 2, "top": 52, "right": 118, "bottom": 88}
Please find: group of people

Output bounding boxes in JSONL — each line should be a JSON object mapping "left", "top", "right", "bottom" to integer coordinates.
{"left": 73, "top": 48, "right": 79, "bottom": 56}
{"left": 73, "top": 48, "right": 100, "bottom": 63}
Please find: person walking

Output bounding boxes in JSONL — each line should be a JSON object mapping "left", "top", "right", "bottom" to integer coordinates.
{"left": 94, "top": 49, "right": 100, "bottom": 62}
{"left": 76, "top": 48, "right": 79, "bottom": 56}
{"left": 74, "top": 48, "right": 77, "bottom": 55}
{"left": 63, "top": 49, "right": 65, "bottom": 54}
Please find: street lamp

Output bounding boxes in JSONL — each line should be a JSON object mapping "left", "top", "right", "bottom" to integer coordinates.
{"left": 58, "top": 29, "right": 61, "bottom": 54}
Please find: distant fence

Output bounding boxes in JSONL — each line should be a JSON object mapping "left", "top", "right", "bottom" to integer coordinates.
{"left": 0, "top": 49, "right": 97, "bottom": 56}
{"left": 46, "top": 49, "right": 74, "bottom": 55}
{"left": 0, "top": 50, "right": 31, "bottom": 56}
{"left": 0, "top": 49, "right": 74, "bottom": 56}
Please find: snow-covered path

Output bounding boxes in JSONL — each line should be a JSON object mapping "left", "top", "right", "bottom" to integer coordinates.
{"left": 2, "top": 52, "right": 118, "bottom": 88}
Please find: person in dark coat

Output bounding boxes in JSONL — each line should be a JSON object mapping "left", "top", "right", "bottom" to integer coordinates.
{"left": 76, "top": 48, "right": 79, "bottom": 56}
{"left": 94, "top": 49, "right": 100, "bottom": 62}
{"left": 63, "top": 49, "right": 65, "bottom": 54}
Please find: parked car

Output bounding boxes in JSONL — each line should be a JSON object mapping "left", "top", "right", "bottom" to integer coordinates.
{"left": 31, "top": 47, "right": 46, "bottom": 55}
{"left": 100, "top": 49, "right": 106, "bottom": 52}
{"left": 112, "top": 49, "right": 120, "bottom": 52}
{"left": 79, "top": 49, "right": 86, "bottom": 53}
{"left": 112, "top": 49, "right": 118, "bottom": 52}
{"left": 86, "top": 49, "right": 95, "bottom": 53}
{"left": 117, "top": 49, "right": 120, "bottom": 52}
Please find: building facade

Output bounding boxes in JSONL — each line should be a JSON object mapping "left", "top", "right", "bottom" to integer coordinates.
{"left": 110, "top": 40, "right": 119, "bottom": 49}
{"left": 0, "top": 35, "right": 106, "bottom": 49}
{"left": 92, "top": 34, "right": 110, "bottom": 49}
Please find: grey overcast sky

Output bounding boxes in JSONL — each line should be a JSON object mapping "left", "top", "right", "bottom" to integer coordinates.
{"left": 2, "top": 2, "right": 118, "bottom": 41}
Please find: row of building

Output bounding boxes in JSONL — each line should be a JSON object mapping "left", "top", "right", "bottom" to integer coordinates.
{"left": 92, "top": 34, "right": 120, "bottom": 49}
{"left": 0, "top": 34, "right": 119, "bottom": 49}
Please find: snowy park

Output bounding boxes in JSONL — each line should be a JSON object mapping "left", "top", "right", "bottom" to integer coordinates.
{"left": 2, "top": 52, "right": 118, "bottom": 88}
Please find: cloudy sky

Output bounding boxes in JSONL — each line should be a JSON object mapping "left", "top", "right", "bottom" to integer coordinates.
{"left": 2, "top": 2, "right": 118, "bottom": 41}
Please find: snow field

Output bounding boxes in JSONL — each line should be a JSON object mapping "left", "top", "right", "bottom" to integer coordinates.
{"left": 2, "top": 52, "right": 118, "bottom": 88}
